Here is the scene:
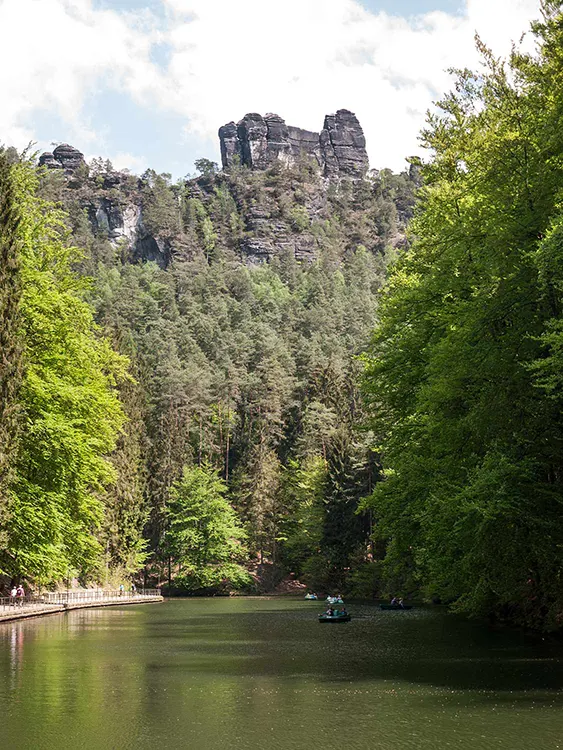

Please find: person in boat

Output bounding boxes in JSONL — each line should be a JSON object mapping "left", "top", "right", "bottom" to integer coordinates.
{"left": 340, "top": 607, "right": 347, "bottom": 616}
{"left": 398, "top": 598, "right": 404, "bottom": 608}
{"left": 326, "top": 607, "right": 334, "bottom": 616}
{"left": 390, "top": 596, "right": 398, "bottom": 605}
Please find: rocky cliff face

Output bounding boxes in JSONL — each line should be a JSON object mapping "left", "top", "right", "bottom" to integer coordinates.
{"left": 38, "top": 150, "right": 173, "bottom": 269}
{"left": 86, "top": 189, "right": 173, "bottom": 269}
{"left": 89, "top": 198, "right": 140, "bottom": 245}
{"left": 37, "top": 109, "right": 414, "bottom": 269}
{"left": 320, "top": 111, "right": 369, "bottom": 177}
{"left": 219, "top": 109, "right": 368, "bottom": 178}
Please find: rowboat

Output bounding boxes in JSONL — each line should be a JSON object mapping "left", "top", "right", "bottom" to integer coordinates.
{"left": 380, "top": 604, "right": 413, "bottom": 610}
{"left": 318, "top": 612, "right": 351, "bottom": 623}
{"left": 304, "top": 593, "right": 318, "bottom": 600}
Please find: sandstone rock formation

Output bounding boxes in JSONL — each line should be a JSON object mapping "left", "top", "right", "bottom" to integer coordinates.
{"left": 218, "top": 109, "right": 368, "bottom": 178}
{"left": 88, "top": 198, "right": 171, "bottom": 268}
{"left": 31, "top": 105, "right": 412, "bottom": 271}
{"left": 37, "top": 152, "right": 62, "bottom": 170}
{"left": 320, "top": 110, "right": 369, "bottom": 178}
{"left": 218, "top": 121, "right": 242, "bottom": 168}
{"left": 37, "top": 144, "right": 176, "bottom": 268}
{"left": 39, "top": 144, "right": 86, "bottom": 175}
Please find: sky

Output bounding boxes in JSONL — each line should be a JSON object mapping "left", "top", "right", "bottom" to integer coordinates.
{"left": 0, "top": 0, "right": 543, "bottom": 178}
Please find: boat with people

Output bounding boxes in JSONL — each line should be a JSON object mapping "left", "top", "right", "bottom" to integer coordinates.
{"left": 319, "top": 610, "right": 351, "bottom": 623}
{"left": 319, "top": 600, "right": 351, "bottom": 623}
{"left": 326, "top": 595, "right": 344, "bottom": 605}
{"left": 304, "top": 593, "right": 318, "bottom": 600}
{"left": 379, "top": 599, "right": 413, "bottom": 610}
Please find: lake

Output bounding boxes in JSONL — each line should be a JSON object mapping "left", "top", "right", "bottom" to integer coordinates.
{"left": 1, "top": 598, "right": 563, "bottom": 749}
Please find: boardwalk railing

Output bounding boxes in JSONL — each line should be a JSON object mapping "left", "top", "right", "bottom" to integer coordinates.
{"left": 40, "top": 589, "right": 160, "bottom": 605}
{"left": 0, "top": 589, "right": 161, "bottom": 617}
{"left": 0, "top": 596, "right": 60, "bottom": 616}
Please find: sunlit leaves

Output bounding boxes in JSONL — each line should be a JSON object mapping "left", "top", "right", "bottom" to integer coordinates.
{"left": 363, "top": 4, "right": 563, "bottom": 629}
{"left": 1, "top": 160, "right": 128, "bottom": 584}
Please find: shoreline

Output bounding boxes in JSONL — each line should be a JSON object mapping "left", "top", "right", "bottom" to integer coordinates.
{"left": 0, "top": 596, "right": 163, "bottom": 624}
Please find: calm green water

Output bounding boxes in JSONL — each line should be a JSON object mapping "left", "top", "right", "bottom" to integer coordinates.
{"left": 1, "top": 599, "right": 563, "bottom": 750}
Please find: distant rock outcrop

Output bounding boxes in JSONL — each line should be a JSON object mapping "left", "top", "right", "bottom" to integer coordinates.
{"left": 218, "top": 109, "right": 368, "bottom": 178}
{"left": 37, "top": 144, "right": 176, "bottom": 268}
{"left": 39, "top": 144, "right": 86, "bottom": 175}
{"left": 37, "top": 152, "right": 62, "bottom": 170}
{"left": 89, "top": 200, "right": 140, "bottom": 245}
{"left": 32, "top": 107, "right": 414, "bottom": 271}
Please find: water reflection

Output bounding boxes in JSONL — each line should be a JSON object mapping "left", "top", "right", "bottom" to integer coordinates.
{"left": 8, "top": 622, "right": 24, "bottom": 689}
{"left": 0, "top": 599, "right": 563, "bottom": 750}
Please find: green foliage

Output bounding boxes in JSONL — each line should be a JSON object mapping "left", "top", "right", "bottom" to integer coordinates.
{"left": 346, "top": 561, "right": 383, "bottom": 599}
{"left": 290, "top": 206, "right": 310, "bottom": 232}
{"left": 0, "top": 152, "right": 23, "bottom": 544}
{"left": 234, "top": 448, "right": 282, "bottom": 563}
{"left": 0, "top": 159, "right": 129, "bottom": 585}
{"left": 187, "top": 198, "right": 218, "bottom": 259}
{"left": 195, "top": 159, "right": 219, "bottom": 178}
{"left": 10, "top": 110, "right": 415, "bottom": 592}
{"left": 90, "top": 205, "right": 389, "bottom": 585}
{"left": 99, "top": 372, "right": 148, "bottom": 577}
{"left": 278, "top": 457, "right": 325, "bottom": 575}
{"left": 164, "top": 464, "right": 250, "bottom": 591}
{"left": 362, "top": 5, "right": 563, "bottom": 629}
{"left": 141, "top": 170, "right": 181, "bottom": 240}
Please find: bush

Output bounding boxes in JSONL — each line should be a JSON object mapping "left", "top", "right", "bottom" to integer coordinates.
{"left": 290, "top": 206, "right": 310, "bottom": 232}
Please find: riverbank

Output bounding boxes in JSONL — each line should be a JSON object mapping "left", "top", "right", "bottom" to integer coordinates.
{"left": 0, "top": 591, "right": 163, "bottom": 624}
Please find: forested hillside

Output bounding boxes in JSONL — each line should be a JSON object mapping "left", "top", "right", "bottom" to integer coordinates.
{"left": 0, "top": 130, "right": 417, "bottom": 595}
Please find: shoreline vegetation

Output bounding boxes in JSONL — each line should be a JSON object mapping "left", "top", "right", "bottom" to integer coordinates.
{"left": 1, "top": 3, "right": 563, "bottom": 632}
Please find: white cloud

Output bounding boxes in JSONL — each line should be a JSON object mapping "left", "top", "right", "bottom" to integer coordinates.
{"left": 0, "top": 0, "right": 544, "bottom": 172}
{"left": 157, "top": 0, "right": 543, "bottom": 170}
{"left": 0, "top": 0, "right": 163, "bottom": 148}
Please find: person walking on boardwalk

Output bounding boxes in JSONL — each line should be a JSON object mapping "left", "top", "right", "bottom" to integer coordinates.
{"left": 119, "top": 584, "right": 124, "bottom": 596}
{"left": 10, "top": 586, "right": 17, "bottom": 606}
{"left": 16, "top": 585, "right": 24, "bottom": 606}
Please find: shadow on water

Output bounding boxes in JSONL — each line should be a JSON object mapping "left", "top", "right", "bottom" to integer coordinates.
{"left": 140, "top": 600, "right": 563, "bottom": 696}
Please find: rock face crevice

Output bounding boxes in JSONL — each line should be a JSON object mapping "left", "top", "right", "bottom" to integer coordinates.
{"left": 89, "top": 200, "right": 140, "bottom": 246}
{"left": 219, "top": 109, "right": 368, "bottom": 178}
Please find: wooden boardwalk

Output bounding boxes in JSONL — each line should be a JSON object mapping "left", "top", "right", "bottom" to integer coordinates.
{"left": 0, "top": 590, "right": 163, "bottom": 623}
